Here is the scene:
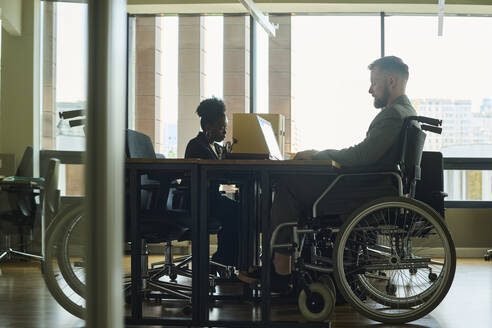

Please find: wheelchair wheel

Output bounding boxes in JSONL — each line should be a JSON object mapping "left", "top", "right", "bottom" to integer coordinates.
{"left": 333, "top": 196, "right": 456, "bottom": 324}
{"left": 298, "top": 282, "right": 335, "bottom": 322}
{"left": 56, "top": 204, "right": 86, "bottom": 297}
{"left": 42, "top": 204, "right": 86, "bottom": 318}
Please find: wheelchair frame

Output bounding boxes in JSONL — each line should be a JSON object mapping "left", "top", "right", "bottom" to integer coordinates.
{"left": 268, "top": 116, "right": 456, "bottom": 324}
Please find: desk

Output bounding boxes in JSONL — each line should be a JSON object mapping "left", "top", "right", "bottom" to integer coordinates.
{"left": 125, "top": 158, "right": 337, "bottom": 327}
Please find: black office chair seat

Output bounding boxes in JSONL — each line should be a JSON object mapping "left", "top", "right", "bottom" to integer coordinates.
{"left": 139, "top": 220, "right": 190, "bottom": 244}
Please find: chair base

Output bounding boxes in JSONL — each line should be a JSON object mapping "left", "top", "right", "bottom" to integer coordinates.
{"left": 0, "top": 248, "right": 43, "bottom": 263}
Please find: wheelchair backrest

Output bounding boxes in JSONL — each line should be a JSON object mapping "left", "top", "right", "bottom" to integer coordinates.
{"left": 397, "top": 116, "right": 444, "bottom": 197}
{"left": 415, "top": 151, "right": 445, "bottom": 217}
{"left": 398, "top": 116, "right": 444, "bottom": 207}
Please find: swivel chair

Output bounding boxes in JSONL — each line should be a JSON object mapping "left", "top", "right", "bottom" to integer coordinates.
{"left": 125, "top": 129, "right": 226, "bottom": 306}
{"left": 125, "top": 129, "right": 194, "bottom": 303}
{"left": 0, "top": 149, "right": 60, "bottom": 263}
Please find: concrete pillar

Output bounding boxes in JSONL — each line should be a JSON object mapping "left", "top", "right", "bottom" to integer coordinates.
{"left": 177, "top": 16, "right": 206, "bottom": 158}
{"left": 223, "top": 15, "right": 250, "bottom": 141}
{"left": 0, "top": 0, "right": 41, "bottom": 176}
{"left": 41, "top": 2, "right": 57, "bottom": 150}
{"left": 134, "top": 17, "right": 164, "bottom": 154}
{"left": 269, "top": 15, "right": 297, "bottom": 153}
{"left": 86, "top": 0, "right": 126, "bottom": 326}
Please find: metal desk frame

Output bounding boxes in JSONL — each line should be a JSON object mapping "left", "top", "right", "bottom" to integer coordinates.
{"left": 126, "top": 158, "right": 336, "bottom": 327}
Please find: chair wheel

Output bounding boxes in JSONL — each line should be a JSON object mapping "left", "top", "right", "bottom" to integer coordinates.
{"left": 169, "top": 272, "right": 178, "bottom": 281}
{"left": 298, "top": 282, "right": 335, "bottom": 322}
{"left": 409, "top": 268, "right": 417, "bottom": 275}
{"left": 428, "top": 272, "right": 438, "bottom": 282}
{"left": 485, "top": 255, "right": 491, "bottom": 261}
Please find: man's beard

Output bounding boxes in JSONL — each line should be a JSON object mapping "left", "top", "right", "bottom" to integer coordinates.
{"left": 373, "top": 85, "right": 390, "bottom": 108}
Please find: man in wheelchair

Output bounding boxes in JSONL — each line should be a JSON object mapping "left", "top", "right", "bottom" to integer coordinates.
{"left": 239, "top": 56, "right": 456, "bottom": 324}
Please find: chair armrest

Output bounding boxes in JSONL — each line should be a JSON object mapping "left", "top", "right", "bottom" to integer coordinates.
{"left": 140, "top": 183, "right": 161, "bottom": 191}
{"left": 335, "top": 164, "right": 400, "bottom": 175}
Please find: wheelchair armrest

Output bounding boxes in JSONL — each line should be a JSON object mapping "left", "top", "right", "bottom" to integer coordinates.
{"left": 312, "top": 166, "right": 402, "bottom": 218}
{"left": 432, "top": 191, "right": 448, "bottom": 199}
{"left": 335, "top": 164, "right": 400, "bottom": 175}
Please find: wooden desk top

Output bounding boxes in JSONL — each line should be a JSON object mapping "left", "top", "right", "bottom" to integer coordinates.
{"left": 126, "top": 158, "right": 341, "bottom": 168}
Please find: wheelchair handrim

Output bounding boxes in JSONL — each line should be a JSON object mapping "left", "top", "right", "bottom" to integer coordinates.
{"left": 42, "top": 203, "right": 86, "bottom": 318}
{"left": 58, "top": 209, "right": 86, "bottom": 297}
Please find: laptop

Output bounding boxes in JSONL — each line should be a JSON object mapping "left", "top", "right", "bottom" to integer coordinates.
{"left": 256, "top": 116, "right": 283, "bottom": 160}
{"left": 225, "top": 116, "right": 283, "bottom": 160}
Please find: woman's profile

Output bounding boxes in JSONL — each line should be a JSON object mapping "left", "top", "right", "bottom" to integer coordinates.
{"left": 185, "top": 97, "right": 239, "bottom": 267}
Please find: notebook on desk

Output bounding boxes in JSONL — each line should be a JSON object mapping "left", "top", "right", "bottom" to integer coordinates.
{"left": 225, "top": 116, "right": 283, "bottom": 160}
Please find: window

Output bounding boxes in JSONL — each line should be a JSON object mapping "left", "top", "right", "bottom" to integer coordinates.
{"left": 41, "top": 1, "right": 88, "bottom": 152}
{"left": 40, "top": 1, "right": 88, "bottom": 196}
{"left": 292, "top": 15, "right": 380, "bottom": 151}
{"left": 161, "top": 17, "right": 179, "bottom": 158}
{"left": 255, "top": 19, "right": 269, "bottom": 114}
{"left": 203, "top": 16, "right": 224, "bottom": 99}
{"left": 386, "top": 16, "right": 492, "bottom": 155}
{"left": 386, "top": 15, "right": 492, "bottom": 202}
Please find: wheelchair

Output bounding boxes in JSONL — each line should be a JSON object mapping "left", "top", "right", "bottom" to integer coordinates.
{"left": 270, "top": 116, "right": 456, "bottom": 324}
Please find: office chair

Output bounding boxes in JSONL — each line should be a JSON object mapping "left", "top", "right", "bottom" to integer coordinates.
{"left": 0, "top": 149, "right": 60, "bottom": 263}
{"left": 125, "top": 129, "right": 227, "bottom": 306}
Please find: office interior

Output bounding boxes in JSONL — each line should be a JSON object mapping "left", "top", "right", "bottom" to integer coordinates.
{"left": 0, "top": 0, "right": 491, "bottom": 327}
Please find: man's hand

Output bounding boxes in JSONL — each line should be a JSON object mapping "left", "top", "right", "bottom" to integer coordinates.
{"left": 294, "top": 149, "right": 319, "bottom": 160}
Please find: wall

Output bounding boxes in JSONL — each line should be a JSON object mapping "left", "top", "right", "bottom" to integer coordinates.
{"left": 447, "top": 208, "right": 492, "bottom": 256}
{"left": 0, "top": 0, "right": 39, "bottom": 175}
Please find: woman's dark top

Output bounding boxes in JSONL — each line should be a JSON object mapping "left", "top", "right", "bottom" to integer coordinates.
{"left": 185, "top": 131, "right": 224, "bottom": 160}
{"left": 185, "top": 132, "right": 226, "bottom": 203}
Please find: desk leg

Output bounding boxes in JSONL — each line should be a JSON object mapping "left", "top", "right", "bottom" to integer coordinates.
{"left": 191, "top": 166, "right": 202, "bottom": 324}
{"left": 129, "top": 169, "right": 142, "bottom": 319}
{"left": 260, "top": 171, "right": 271, "bottom": 323}
{"left": 198, "top": 168, "right": 209, "bottom": 323}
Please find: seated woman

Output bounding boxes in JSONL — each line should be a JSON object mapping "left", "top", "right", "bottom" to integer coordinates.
{"left": 185, "top": 97, "right": 239, "bottom": 267}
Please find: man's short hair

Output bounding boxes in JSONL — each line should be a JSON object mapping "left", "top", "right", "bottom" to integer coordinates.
{"left": 368, "top": 56, "right": 409, "bottom": 80}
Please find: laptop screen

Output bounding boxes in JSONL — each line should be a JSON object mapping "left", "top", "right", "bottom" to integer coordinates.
{"left": 257, "top": 116, "right": 283, "bottom": 160}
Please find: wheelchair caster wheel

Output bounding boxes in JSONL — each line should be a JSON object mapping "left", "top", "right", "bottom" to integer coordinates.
{"left": 298, "top": 282, "right": 335, "bottom": 322}
{"left": 182, "top": 306, "right": 192, "bottom": 315}
{"left": 428, "top": 272, "right": 438, "bottom": 282}
{"left": 169, "top": 272, "right": 178, "bottom": 282}
{"left": 386, "top": 283, "right": 397, "bottom": 296}
{"left": 409, "top": 268, "right": 417, "bottom": 275}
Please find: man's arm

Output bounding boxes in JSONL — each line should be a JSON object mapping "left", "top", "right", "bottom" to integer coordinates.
{"left": 312, "top": 113, "right": 403, "bottom": 167}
